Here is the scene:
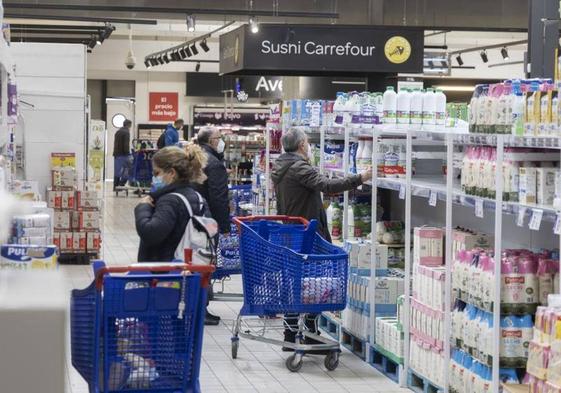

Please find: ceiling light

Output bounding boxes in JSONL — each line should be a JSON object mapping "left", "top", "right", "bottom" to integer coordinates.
{"left": 480, "top": 49, "right": 488, "bottom": 63}
{"left": 157, "top": 56, "right": 164, "bottom": 65}
{"left": 179, "top": 48, "right": 187, "bottom": 59}
{"left": 195, "top": 62, "right": 201, "bottom": 72}
{"left": 200, "top": 39, "right": 210, "bottom": 52}
{"left": 88, "top": 38, "right": 96, "bottom": 49}
{"left": 187, "top": 14, "right": 196, "bottom": 32}
{"left": 150, "top": 58, "right": 158, "bottom": 66}
{"left": 144, "top": 59, "right": 151, "bottom": 68}
{"left": 501, "top": 46, "right": 509, "bottom": 61}
{"left": 249, "top": 17, "right": 259, "bottom": 34}
{"left": 185, "top": 46, "right": 192, "bottom": 57}
{"left": 456, "top": 54, "right": 464, "bottom": 66}
{"left": 172, "top": 51, "right": 180, "bottom": 61}
{"left": 163, "top": 54, "right": 170, "bottom": 63}
{"left": 190, "top": 43, "right": 199, "bottom": 56}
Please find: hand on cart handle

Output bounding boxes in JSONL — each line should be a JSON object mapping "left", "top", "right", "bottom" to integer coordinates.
{"left": 232, "top": 215, "right": 310, "bottom": 228}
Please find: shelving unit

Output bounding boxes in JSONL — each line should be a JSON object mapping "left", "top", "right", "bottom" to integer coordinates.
{"left": 311, "top": 124, "right": 560, "bottom": 392}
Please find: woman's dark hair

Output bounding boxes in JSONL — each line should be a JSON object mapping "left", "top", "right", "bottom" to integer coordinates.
{"left": 152, "top": 144, "right": 207, "bottom": 184}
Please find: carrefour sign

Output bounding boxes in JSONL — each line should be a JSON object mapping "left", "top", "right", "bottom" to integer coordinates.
{"left": 220, "top": 24, "right": 423, "bottom": 75}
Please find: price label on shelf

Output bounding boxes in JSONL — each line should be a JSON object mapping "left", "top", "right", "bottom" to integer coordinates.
{"left": 475, "top": 199, "right": 484, "bottom": 218}
{"left": 428, "top": 191, "right": 437, "bottom": 207}
{"left": 399, "top": 185, "right": 406, "bottom": 200}
{"left": 554, "top": 214, "right": 561, "bottom": 235}
{"left": 517, "top": 207, "right": 527, "bottom": 227}
{"left": 529, "top": 209, "right": 543, "bottom": 231}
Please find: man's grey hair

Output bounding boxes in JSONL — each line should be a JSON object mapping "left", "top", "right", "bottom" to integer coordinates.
{"left": 281, "top": 128, "right": 307, "bottom": 153}
{"left": 196, "top": 126, "right": 217, "bottom": 145}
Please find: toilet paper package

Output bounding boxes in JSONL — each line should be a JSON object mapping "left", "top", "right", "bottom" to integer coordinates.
{"left": 0, "top": 244, "right": 57, "bottom": 269}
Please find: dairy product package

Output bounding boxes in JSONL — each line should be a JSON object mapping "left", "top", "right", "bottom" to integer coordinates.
{"left": 323, "top": 142, "right": 344, "bottom": 169}
{"left": 536, "top": 167, "right": 558, "bottom": 206}
{"left": 0, "top": 244, "right": 57, "bottom": 269}
{"left": 519, "top": 167, "right": 537, "bottom": 204}
{"left": 413, "top": 227, "right": 444, "bottom": 266}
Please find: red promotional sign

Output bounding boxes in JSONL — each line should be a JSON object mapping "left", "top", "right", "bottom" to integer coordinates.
{"left": 149, "top": 92, "right": 179, "bottom": 121}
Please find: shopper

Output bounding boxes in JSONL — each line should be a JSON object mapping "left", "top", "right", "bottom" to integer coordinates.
{"left": 272, "top": 127, "right": 372, "bottom": 242}
{"left": 135, "top": 145, "right": 208, "bottom": 263}
{"left": 112, "top": 119, "right": 132, "bottom": 191}
{"left": 161, "top": 118, "right": 184, "bottom": 147}
{"left": 272, "top": 127, "right": 372, "bottom": 349}
{"left": 193, "top": 126, "right": 230, "bottom": 325}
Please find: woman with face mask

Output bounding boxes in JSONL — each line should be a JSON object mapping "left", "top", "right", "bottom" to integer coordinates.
{"left": 134, "top": 145, "right": 209, "bottom": 263}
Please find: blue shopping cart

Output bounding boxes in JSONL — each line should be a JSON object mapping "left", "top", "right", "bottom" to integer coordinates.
{"left": 230, "top": 215, "right": 348, "bottom": 372}
{"left": 212, "top": 185, "right": 253, "bottom": 281}
{"left": 70, "top": 260, "right": 215, "bottom": 393}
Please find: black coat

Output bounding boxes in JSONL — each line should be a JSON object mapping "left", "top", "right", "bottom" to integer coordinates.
{"left": 271, "top": 152, "right": 363, "bottom": 242}
{"left": 135, "top": 182, "right": 208, "bottom": 262}
{"left": 113, "top": 127, "right": 130, "bottom": 157}
{"left": 192, "top": 144, "right": 230, "bottom": 233}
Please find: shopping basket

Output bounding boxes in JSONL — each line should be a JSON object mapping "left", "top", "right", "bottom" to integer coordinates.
{"left": 70, "top": 259, "right": 214, "bottom": 393}
{"left": 233, "top": 215, "right": 348, "bottom": 316}
{"left": 230, "top": 215, "right": 348, "bottom": 372}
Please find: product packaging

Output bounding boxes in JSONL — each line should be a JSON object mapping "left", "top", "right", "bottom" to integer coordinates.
{"left": 0, "top": 244, "right": 57, "bottom": 269}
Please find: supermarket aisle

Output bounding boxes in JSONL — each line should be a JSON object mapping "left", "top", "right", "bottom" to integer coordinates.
{"left": 63, "top": 190, "right": 408, "bottom": 393}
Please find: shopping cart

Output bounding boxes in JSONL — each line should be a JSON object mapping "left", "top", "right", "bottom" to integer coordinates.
{"left": 127, "top": 149, "right": 156, "bottom": 196}
{"left": 231, "top": 215, "right": 348, "bottom": 372}
{"left": 70, "top": 258, "right": 215, "bottom": 393}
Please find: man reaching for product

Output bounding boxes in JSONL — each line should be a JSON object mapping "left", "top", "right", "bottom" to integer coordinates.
{"left": 271, "top": 127, "right": 372, "bottom": 349}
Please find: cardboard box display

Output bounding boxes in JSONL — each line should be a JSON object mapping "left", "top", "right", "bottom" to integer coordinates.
{"left": 0, "top": 245, "right": 57, "bottom": 269}
{"left": 13, "top": 214, "right": 51, "bottom": 229}
{"left": 72, "top": 232, "right": 87, "bottom": 252}
{"left": 53, "top": 232, "right": 61, "bottom": 249}
{"left": 73, "top": 210, "right": 101, "bottom": 230}
{"left": 76, "top": 190, "right": 100, "bottom": 209}
{"left": 414, "top": 227, "right": 444, "bottom": 266}
{"left": 374, "top": 277, "right": 404, "bottom": 305}
{"left": 58, "top": 232, "right": 74, "bottom": 251}
{"left": 54, "top": 211, "right": 71, "bottom": 230}
{"left": 86, "top": 231, "right": 101, "bottom": 252}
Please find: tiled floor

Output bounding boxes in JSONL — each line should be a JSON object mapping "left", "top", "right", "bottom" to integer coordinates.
{"left": 64, "top": 189, "right": 408, "bottom": 393}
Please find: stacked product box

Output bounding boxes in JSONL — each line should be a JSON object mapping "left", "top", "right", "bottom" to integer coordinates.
{"left": 0, "top": 244, "right": 58, "bottom": 270}
{"left": 410, "top": 226, "right": 445, "bottom": 386}
{"left": 10, "top": 212, "right": 53, "bottom": 245}
{"left": 375, "top": 313, "right": 404, "bottom": 362}
{"left": 49, "top": 153, "right": 101, "bottom": 256}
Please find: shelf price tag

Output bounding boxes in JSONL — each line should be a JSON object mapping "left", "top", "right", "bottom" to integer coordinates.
{"left": 529, "top": 209, "right": 543, "bottom": 231}
{"left": 399, "top": 185, "right": 406, "bottom": 200}
{"left": 517, "top": 207, "right": 527, "bottom": 227}
{"left": 475, "top": 199, "right": 484, "bottom": 218}
{"left": 554, "top": 213, "right": 561, "bottom": 235}
{"left": 428, "top": 190, "right": 437, "bottom": 207}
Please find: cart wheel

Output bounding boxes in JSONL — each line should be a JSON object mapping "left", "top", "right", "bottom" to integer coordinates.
{"left": 231, "top": 339, "right": 239, "bottom": 359}
{"left": 324, "top": 352, "right": 339, "bottom": 371}
{"left": 286, "top": 354, "right": 303, "bottom": 372}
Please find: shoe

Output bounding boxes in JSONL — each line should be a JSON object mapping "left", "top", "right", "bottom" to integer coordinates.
{"left": 204, "top": 316, "right": 220, "bottom": 326}
{"left": 206, "top": 311, "right": 221, "bottom": 321}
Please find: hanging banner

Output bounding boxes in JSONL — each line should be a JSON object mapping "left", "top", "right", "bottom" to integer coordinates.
{"left": 149, "top": 92, "right": 178, "bottom": 121}
{"left": 220, "top": 24, "right": 424, "bottom": 75}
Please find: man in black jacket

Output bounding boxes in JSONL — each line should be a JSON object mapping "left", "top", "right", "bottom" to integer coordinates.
{"left": 272, "top": 127, "right": 372, "bottom": 350}
{"left": 193, "top": 126, "right": 230, "bottom": 325}
{"left": 113, "top": 119, "right": 132, "bottom": 191}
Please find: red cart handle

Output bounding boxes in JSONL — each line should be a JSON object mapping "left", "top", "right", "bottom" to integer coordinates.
{"left": 232, "top": 215, "right": 309, "bottom": 227}
{"left": 95, "top": 263, "right": 215, "bottom": 290}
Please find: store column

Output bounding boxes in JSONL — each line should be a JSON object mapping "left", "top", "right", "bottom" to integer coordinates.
{"left": 527, "top": 0, "right": 559, "bottom": 78}
{"left": 282, "top": 77, "right": 300, "bottom": 99}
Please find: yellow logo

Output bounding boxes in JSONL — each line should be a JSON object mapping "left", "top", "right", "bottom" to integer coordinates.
{"left": 384, "top": 36, "right": 412, "bottom": 64}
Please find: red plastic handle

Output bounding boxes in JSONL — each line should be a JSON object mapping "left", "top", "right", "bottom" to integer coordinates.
{"left": 95, "top": 263, "right": 215, "bottom": 290}
{"left": 232, "top": 215, "right": 309, "bottom": 227}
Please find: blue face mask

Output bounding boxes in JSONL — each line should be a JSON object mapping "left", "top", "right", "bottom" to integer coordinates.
{"left": 152, "top": 175, "right": 166, "bottom": 191}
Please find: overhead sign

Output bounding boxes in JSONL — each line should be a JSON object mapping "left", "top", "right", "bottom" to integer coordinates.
{"left": 193, "top": 110, "right": 268, "bottom": 127}
{"left": 149, "top": 92, "right": 178, "bottom": 122}
{"left": 220, "top": 24, "right": 424, "bottom": 75}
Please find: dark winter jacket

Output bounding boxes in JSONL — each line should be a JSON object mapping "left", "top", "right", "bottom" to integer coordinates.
{"left": 113, "top": 127, "right": 130, "bottom": 157}
{"left": 135, "top": 182, "right": 208, "bottom": 262}
{"left": 164, "top": 124, "right": 179, "bottom": 147}
{"left": 271, "top": 152, "right": 363, "bottom": 242}
{"left": 192, "top": 144, "right": 230, "bottom": 233}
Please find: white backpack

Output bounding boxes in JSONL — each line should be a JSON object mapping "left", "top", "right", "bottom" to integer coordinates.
{"left": 171, "top": 192, "right": 219, "bottom": 265}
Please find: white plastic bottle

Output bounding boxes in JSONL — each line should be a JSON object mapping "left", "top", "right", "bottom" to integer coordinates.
{"left": 361, "top": 140, "right": 373, "bottom": 170}
{"left": 356, "top": 140, "right": 365, "bottom": 171}
{"left": 347, "top": 205, "right": 355, "bottom": 239}
{"left": 511, "top": 89, "right": 525, "bottom": 136}
{"left": 435, "top": 88, "right": 447, "bottom": 128}
{"left": 326, "top": 201, "right": 334, "bottom": 236}
{"left": 410, "top": 88, "right": 423, "bottom": 128}
{"left": 397, "top": 88, "right": 412, "bottom": 128}
{"left": 383, "top": 86, "right": 397, "bottom": 125}
{"left": 422, "top": 88, "right": 436, "bottom": 129}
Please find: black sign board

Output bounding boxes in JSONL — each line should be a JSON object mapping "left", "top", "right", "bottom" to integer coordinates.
{"left": 220, "top": 24, "right": 424, "bottom": 76}
{"left": 193, "top": 110, "right": 268, "bottom": 127}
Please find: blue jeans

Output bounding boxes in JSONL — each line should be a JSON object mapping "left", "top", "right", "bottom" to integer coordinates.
{"left": 114, "top": 155, "right": 131, "bottom": 187}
